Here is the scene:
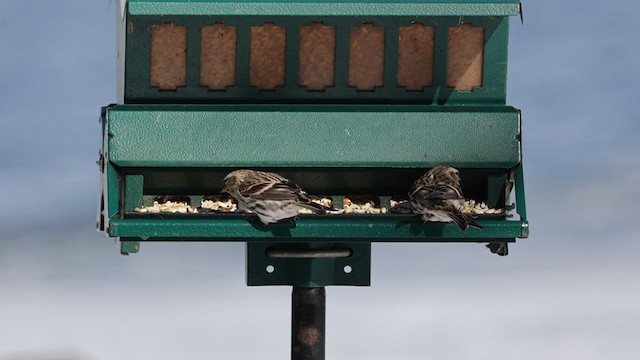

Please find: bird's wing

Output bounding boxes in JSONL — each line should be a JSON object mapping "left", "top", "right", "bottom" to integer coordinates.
{"left": 238, "top": 178, "right": 306, "bottom": 201}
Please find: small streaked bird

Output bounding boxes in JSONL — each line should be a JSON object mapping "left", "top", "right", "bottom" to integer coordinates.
{"left": 221, "top": 169, "right": 335, "bottom": 225}
{"left": 409, "top": 166, "right": 484, "bottom": 231}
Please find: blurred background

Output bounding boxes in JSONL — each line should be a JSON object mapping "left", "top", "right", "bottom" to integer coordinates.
{"left": 0, "top": 1, "right": 638, "bottom": 359}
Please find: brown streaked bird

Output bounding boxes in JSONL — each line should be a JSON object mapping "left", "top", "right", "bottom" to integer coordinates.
{"left": 221, "top": 169, "right": 335, "bottom": 225}
{"left": 409, "top": 166, "right": 484, "bottom": 231}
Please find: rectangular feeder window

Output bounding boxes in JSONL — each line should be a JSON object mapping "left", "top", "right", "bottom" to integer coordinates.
{"left": 299, "top": 23, "right": 336, "bottom": 91}
{"left": 250, "top": 23, "right": 286, "bottom": 90}
{"left": 446, "top": 23, "right": 485, "bottom": 91}
{"left": 348, "top": 23, "right": 385, "bottom": 90}
{"left": 200, "top": 23, "right": 237, "bottom": 90}
{"left": 150, "top": 23, "right": 187, "bottom": 90}
{"left": 397, "top": 23, "right": 435, "bottom": 90}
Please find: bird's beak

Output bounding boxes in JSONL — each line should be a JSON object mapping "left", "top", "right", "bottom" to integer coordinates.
{"left": 221, "top": 184, "right": 229, "bottom": 194}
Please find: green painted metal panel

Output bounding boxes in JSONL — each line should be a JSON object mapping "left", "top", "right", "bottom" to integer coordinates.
{"left": 124, "top": 175, "right": 144, "bottom": 212}
{"left": 125, "top": 15, "right": 510, "bottom": 104}
{"left": 107, "top": 217, "right": 527, "bottom": 240}
{"left": 246, "top": 242, "right": 371, "bottom": 286}
{"left": 128, "top": 0, "right": 521, "bottom": 16}
{"left": 107, "top": 105, "right": 521, "bottom": 168}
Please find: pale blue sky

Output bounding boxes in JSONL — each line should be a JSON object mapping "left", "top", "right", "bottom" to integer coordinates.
{"left": 0, "top": 1, "right": 639, "bottom": 359}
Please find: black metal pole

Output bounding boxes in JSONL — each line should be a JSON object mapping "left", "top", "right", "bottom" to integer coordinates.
{"left": 291, "top": 287, "right": 326, "bottom": 360}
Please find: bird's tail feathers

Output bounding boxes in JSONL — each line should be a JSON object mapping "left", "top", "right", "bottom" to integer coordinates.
{"left": 299, "top": 201, "right": 338, "bottom": 215}
{"left": 449, "top": 213, "right": 485, "bottom": 231}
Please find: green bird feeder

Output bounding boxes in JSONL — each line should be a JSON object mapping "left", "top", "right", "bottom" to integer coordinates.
{"left": 97, "top": 0, "right": 527, "bottom": 295}
{"left": 98, "top": 1, "right": 528, "bottom": 357}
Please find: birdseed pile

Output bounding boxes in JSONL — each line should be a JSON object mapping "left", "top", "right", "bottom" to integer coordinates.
{"left": 133, "top": 197, "right": 502, "bottom": 215}
{"left": 134, "top": 196, "right": 237, "bottom": 214}
{"left": 460, "top": 199, "right": 504, "bottom": 214}
{"left": 134, "top": 201, "right": 197, "bottom": 214}
{"left": 201, "top": 198, "right": 237, "bottom": 212}
{"left": 343, "top": 197, "right": 388, "bottom": 214}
